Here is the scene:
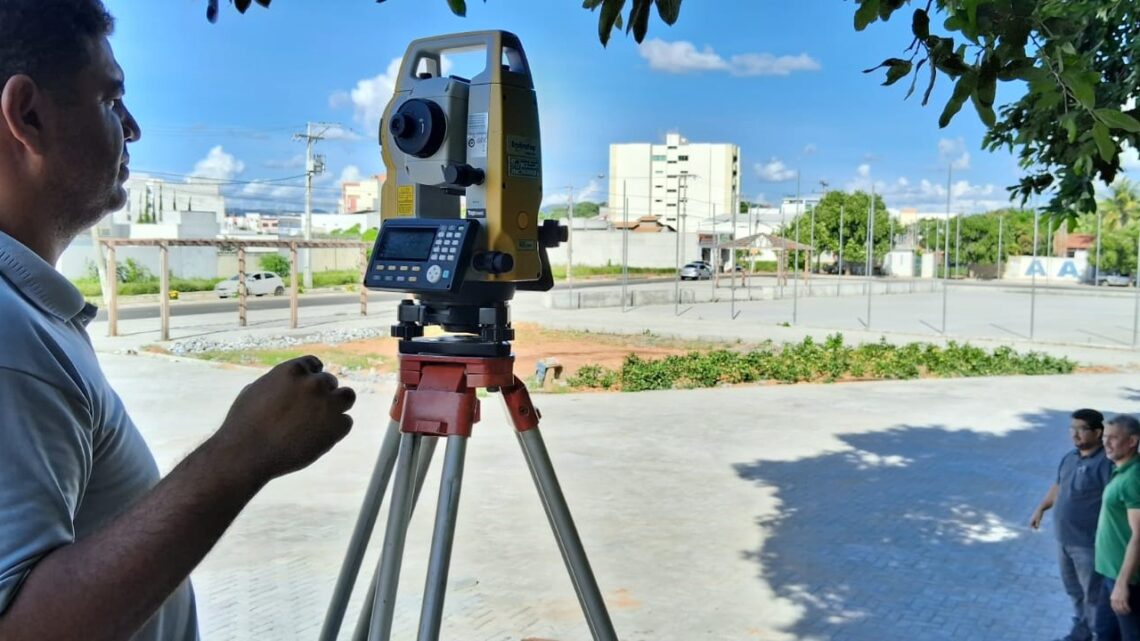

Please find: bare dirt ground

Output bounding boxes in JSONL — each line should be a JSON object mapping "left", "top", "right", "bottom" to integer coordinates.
{"left": 319, "top": 322, "right": 715, "bottom": 377}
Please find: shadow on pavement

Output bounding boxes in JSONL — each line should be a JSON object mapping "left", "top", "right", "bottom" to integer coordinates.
{"left": 735, "top": 405, "right": 1126, "bottom": 640}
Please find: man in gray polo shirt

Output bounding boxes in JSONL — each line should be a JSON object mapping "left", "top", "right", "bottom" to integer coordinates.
{"left": 1031, "top": 408, "right": 1114, "bottom": 641}
{"left": 0, "top": 2, "right": 357, "bottom": 640}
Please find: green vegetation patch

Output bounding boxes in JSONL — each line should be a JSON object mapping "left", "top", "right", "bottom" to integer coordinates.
{"left": 566, "top": 334, "right": 1075, "bottom": 392}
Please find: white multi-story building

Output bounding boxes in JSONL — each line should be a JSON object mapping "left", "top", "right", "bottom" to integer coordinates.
{"left": 114, "top": 174, "right": 227, "bottom": 225}
{"left": 609, "top": 132, "right": 741, "bottom": 229}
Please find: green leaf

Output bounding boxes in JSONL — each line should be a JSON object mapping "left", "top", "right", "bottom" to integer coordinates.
{"left": 911, "top": 8, "right": 929, "bottom": 39}
{"left": 1065, "top": 70, "right": 1100, "bottom": 109}
{"left": 654, "top": 0, "right": 681, "bottom": 24}
{"left": 1092, "top": 123, "right": 1114, "bottom": 163}
{"left": 446, "top": 0, "right": 466, "bottom": 17}
{"left": 905, "top": 58, "right": 926, "bottom": 99}
{"left": 939, "top": 71, "right": 977, "bottom": 128}
{"left": 627, "top": 0, "right": 652, "bottom": 41}
{"left": 1095, "top": 108, "right": 1140, "bottom": 133}
{"left": 1062, "top": 116, "right": 1078, "bottom": 143}
{"left": 862, "top": 57, "right": 907, "bottom": 74}
{"left": 582, "top": 0, "right": 605, "bottom": 7}
{"left": 884, "top": 60, "right": 912, "bottom": 86}
{"left": 598, "top": 0, "right": 626, "bottom": 46}
{"left": 854, "top": 0, "right": 880, "bottom": 31}
{"left": 879, "top": 0, "right": 905, "bottom": 20}
{"left": 235, "top": 0, "right": 252, "bottom": 12}
{"left": 971, "top": 93, "right": 996, "bottom": 127}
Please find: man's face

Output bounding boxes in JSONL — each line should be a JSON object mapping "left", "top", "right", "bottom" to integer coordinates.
{"left": 41, "top": 36, "right": 140, "bottom": 232}
{"left": 1102, "top": 423, "right": 1138, "bottom": 463}
{"left": 1071, "top": 418, "right": 1102, "bottom": 450}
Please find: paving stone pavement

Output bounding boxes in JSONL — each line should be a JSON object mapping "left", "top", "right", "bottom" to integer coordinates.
{"left": 95, "top": 343, "right": 1140, "bottom": 640}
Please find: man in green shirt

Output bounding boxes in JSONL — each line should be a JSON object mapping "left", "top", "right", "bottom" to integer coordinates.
{"left": 1094, "top": 414, "right": 1140, "bottom": 641}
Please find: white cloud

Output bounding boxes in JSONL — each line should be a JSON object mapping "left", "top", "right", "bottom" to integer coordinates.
{"left": 638, "top": 39, "right": 820, "bottom": 77}
{"left": 728, "top": 52, "right": 821, "bottom": 77}
{"left": 938, "top": 137, "right": 971, "bottom": 171}
{"left": 264, "top": 154, "right": 306, "bottom": 170}
{"left": 1122, "top": 144, "right": 1140, "bottom": 172}
{"left": 638, "top": 40, "right": 727, "bottom": 73}
{"left": 331, "top": 57, "right": 453, "bottom": 133}
{"left": 330, "top": 58, "right": 402, "bottom": 132}
{"left": 321, "top": 124, "right": 362, "bottom": 141}
{"left": 339, "top": 165, "right": 363, "bottom": 185}
{"left": 191, "top": 146, "right": 245, "bottom": 180}
{"left": 755, "top": 158, "right": 797, "bottom": 182}
{"left": 843, "top": 164, "right": 1008, "bottom": 214}
{"left": 239, "top": 180, "right": 302, "bottom": 201}
{"left": 540, "top": 177, "right": 604, "bottom": 209}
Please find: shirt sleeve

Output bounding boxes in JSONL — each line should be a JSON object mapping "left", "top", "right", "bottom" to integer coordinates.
{"left": 0, "top": 366, "right": 91, "bottom": 617}
{"left": 1100, "top": 457, "right": 1114, "bottom": 488}
{"left": 1122, "top": 469, "right": 1140, "bottom": 511}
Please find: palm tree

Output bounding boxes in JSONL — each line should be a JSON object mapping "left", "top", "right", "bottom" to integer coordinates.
{"left": 1099, "top": 178, "right": 1140, "bottom": 231}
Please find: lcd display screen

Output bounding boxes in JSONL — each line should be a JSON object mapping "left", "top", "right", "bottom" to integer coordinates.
{"left": 375, "top": 228, "right": 437, "bottom": 261}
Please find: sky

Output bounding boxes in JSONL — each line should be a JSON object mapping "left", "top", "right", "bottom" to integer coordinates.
{"left": 99, "top": 0, "right": 1140, "bottom": 215}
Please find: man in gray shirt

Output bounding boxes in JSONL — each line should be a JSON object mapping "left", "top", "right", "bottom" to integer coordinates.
{"left": 0, "top": 2, "right": 357, "bottom": 639}
{"left": 1031, "top": 408, "right": 1114, "bottom": 641}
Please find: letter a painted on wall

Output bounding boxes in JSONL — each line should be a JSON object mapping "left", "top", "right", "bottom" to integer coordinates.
{"left": 1058, "top": 261, "right": 1080, "bottom": 278}
{"left": 1026, "top": 259, "right": 1047, "bottom": 277}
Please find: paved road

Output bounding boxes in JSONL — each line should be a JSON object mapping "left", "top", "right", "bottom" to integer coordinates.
{"left": 95, "top": 277, "right": 676, "bottom": 321}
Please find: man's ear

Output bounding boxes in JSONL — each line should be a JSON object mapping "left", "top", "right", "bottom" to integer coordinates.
{"left": 0, "top": 75, "right": 46, "bottom": 154}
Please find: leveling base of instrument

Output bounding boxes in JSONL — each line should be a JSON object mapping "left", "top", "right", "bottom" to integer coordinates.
{"left": 318, "top": 339, "right": 618, "bottom": 641}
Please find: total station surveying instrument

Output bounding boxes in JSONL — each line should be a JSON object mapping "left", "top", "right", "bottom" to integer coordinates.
{"left": 317, "top": 31, "right": 620, "bottom": 641}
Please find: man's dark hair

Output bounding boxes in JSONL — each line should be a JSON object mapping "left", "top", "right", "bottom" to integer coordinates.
{"left": 0, "top": 0, "right": 114, "bottom": 93}
{"left": 1110, "top": 414, "right": 1140, "bottom": 439}
{"left": 1073, "top": 408, "right": 1105, "bottom": 431}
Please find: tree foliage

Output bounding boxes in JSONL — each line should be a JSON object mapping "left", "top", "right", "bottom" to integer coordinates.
{"left": 783, "top": 191, "right": 892, "bottom": 269}
{"left": 208, "top": 0, "right": 1140, "bottom": 217}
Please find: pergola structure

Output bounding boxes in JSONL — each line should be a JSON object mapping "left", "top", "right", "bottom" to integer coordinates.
{"left": 717, "top": 233, "right": 816, "bottom": 285}
{"left": 98, "top": 238, "right": 371, "bottom": 340}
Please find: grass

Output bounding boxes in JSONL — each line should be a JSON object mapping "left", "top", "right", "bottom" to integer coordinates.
{"left": 550, "top": 265, "right": 675, "bottom": 280}
{"left": 72, "top": 269, "right": 364, "bottom": 299}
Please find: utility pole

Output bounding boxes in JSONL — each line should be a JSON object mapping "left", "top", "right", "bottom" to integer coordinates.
{"left": 674, "top": 173, "right": 692, "bottom": 316}
{"left": 816, "top": 179, "right": 827, "bottom": 274}
{"left": 293, "top": 121, "right": 336, "bottom": 288}
{"left": 942, "top": 165, "right": 951, "bottom": 333}
{"left": 838, "top": 204, "right": 845, "bottom": 296}
{"left": 997, "top": 215, "right": 1004, "bottom": 280}
{"left": 565, "top": 185, "right": 575, "bottom": 303}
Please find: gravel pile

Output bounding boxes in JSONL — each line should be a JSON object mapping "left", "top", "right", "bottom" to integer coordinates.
{"left": 168, "top": 327, "right": 388, "bottom": 356}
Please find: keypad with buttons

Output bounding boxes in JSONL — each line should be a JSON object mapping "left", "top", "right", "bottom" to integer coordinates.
{"left": 365, "top": 219, "right": 474, "bottom": 293}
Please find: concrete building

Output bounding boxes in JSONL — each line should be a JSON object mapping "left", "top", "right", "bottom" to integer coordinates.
{"left": 609, "top": 132, "right": 741, "bottom": 228}
{"left": 116, "top": 174, "right": 227, "bottom": 226}
{"left": 341, "top": 175, "right": 384, "bottom": 213}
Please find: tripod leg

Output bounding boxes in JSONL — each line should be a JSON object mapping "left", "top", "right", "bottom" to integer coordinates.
{"left": 350, "top": 435, "right": 439, "bottom": 641}
{"left": 367, "top": 432, "right": 423, "bottom": 641}
{"left": 516, "top": 427, "right": 618, "bottom": 641}
{"left": 417, "top": 436, "right": 468, "bottom": 641}
{"left": 319, "top": 419, "right": 402, "bottom": 641}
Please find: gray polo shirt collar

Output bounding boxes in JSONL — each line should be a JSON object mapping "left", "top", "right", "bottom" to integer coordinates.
{"left": 0, "top": 229, "right": 97, "bottom": 326}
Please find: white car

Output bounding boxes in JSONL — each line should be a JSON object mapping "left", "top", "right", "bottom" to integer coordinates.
{"left": 215, "top": 271, "right": 286, "bottom": 298}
